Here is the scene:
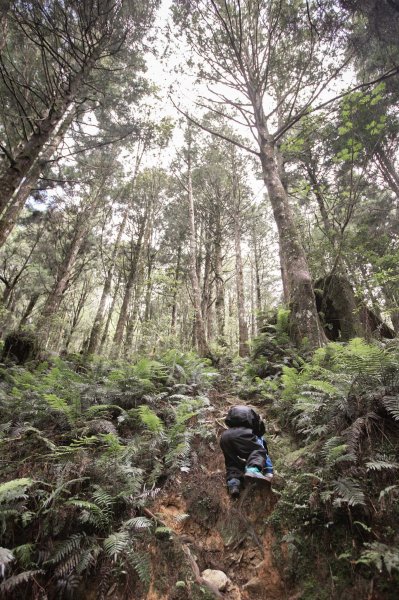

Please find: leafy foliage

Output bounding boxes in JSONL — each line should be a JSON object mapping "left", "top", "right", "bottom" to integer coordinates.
{"left": 269, "top": 338, "right": 399, "bottom": 596}
{"left": 0, "top": 351, "right": 215, "bottom": 597}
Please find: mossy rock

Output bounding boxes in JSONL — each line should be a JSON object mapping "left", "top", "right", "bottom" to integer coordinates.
{"left": 2, "top": 330, "right": 41, "bottom": 364}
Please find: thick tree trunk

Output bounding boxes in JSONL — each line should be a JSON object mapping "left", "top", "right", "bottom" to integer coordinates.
{"left": 382, "top": 284, "right": 399, "bottom": 334}
{"left": 201, "top": 229, "right": 212, "bottom": 337}
{"left": 143, "top": 247, "right": 155, "bottom": 323}
{"left": 0, "top": 110, "right": 75, "bottom": 248}
{"left": 248, "top": 87, "right": 326, "bottom": 347}
{"left": 187, "top": 129, "right": 209, "bottom": 357}
{"left": 252, "top": 230, "right": 262, "bottom": 333}
{"left": 0, "top": 0, "right": 11, "bottom": 51}
{"left": 38, "top": 223, "right": 87, "bottom": 342}
{"left": 260, "top": 142, "right": 326, "bottom": 347}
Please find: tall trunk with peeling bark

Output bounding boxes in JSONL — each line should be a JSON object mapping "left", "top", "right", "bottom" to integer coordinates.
{"left": 18, "top": 294, "right": 40, "bottom": 330}
{"left": 260, "top": 140, "right": 326, "bottom": 346}
{"left": 252, "top": 227, "right": 262, "bottom": 333}
{"left": 99, "top": 272, "right": 121, "bottom": 355}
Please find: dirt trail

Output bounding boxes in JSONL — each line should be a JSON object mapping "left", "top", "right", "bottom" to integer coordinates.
{"left": 146, "top": 391, "right": 288, "bottom": 600}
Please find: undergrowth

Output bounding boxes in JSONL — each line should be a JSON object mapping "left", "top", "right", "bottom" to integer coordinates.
{"left": 267, "top": 338, "right": 399, "bottom": 598}
{"left": 0, "top": 351, "right": 217, "bottom": 599}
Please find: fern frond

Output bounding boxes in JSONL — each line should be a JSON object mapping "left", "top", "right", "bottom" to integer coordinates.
{"left": 126, "top": 550, "right": 151, "bottom": 584}
{"left": 0, "top": 570, "right": 44, "bottom": 594}
{"left": 356, "top": 542, "right": 399, "bottom": 575}
{"left": 379, "top": 485, "right": 399, "bottom": 503}
{"left": 12, "top": 543, "right": 35, "bottom": 568}
{"left": 333, "top": 478, "right": 365, "bottom": 507}
{"left": 0, "top": 547, "right": 14, "bottom": 574}
{"left": 103, "top": 531, "right": 130, "bottom": 560}
{"left": 45, "top": 533, "right": 85, "bottom": 565}
{"left": 0, "top": 478, "right": 34, "bottom": 503}
{"left": 123, "top": 516, "right": 153, "bottom": 531}
{"left": 136, "top": 405, "right": 164, "bottom": 433}
{"left": 366, "top": 460, "right": 399, "bottom": 471}
{"left": 175, "top": 513, "right": 190, "bottom": 523}
{"left": 381, "top": 395, "right": 399, "bottom": 421}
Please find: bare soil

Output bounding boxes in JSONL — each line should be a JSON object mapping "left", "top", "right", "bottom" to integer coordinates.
{"left": 146, "top": 391, "right": 288, "bottom": 600}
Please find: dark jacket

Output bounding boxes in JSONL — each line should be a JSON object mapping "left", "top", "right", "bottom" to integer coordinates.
{"left": 225, "top": 405, "right": 266, "bottom": 438}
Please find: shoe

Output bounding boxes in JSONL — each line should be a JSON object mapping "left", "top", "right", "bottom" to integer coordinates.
{"left": 227, "top": 478, "right": 241, "bottom": 498}
{"left": 229, "top": 485, "right": 240, "bottom": 498}
{"left": 244, "top": 466, "right": 271, "bottom": 481}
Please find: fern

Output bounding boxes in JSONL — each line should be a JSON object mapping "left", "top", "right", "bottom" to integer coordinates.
{"left": 356, "top": 542, "right": 399, "bottom": 575}
{"left": 381, "top": 395, "right": 399, "bottom": 420}
{"left": 0, "top": 570, "right": 44, "bottom": 594}
{"left": 123, "top": 516, "right": 153, "bottom": 531}
{"left": 366, "top": 460, "right": 399, "bottom": 471}
{"left": 45, "top": 533, "right": 86, "bottom": 566}
{"left": 12, "top": 543, "right": 35, "bottom": 568}
{"left": 103, "top": 531, "right": 130, "bottom": 560}
{"left": 333, "top": 478, "right": 365, "bottom": 507}
{"left": 136, "top": 405, "right": 164, "bottom": 433}
{"left": 0, "top": 478, "right": 34, "bottom": 503}
{"left": 0, "top": 547, "right": 14, "bottom": 577}
{"left": 127, "top": 550, "right": 151, "bottom": 585}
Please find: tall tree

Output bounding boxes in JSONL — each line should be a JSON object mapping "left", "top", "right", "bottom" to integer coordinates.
{"left": 173, "top": 0, "right": 359, "bottom": 346}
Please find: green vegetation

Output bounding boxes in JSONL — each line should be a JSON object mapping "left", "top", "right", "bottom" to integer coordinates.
{"left": 0, "top": 352, "right": 217, "bottom": 598}
{"left": 257, "top": 337, "right": 399, "bottom": 598}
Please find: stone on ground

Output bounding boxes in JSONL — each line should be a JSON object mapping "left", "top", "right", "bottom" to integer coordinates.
{"left": 201, "top": 569, "right": 229, "bottom": 591}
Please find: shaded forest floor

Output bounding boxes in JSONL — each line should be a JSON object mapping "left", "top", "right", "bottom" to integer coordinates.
{"left": 144, "top": 389, "right": 288, "bottom": 600}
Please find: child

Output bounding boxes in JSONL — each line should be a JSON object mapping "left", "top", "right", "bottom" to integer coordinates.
{"left": 220, "top": 405, "right": 272, "bottom": 497}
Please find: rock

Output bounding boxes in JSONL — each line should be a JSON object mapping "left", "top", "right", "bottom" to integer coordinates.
{"left": 201, "top": 569, "right": 229, "bottom": 591}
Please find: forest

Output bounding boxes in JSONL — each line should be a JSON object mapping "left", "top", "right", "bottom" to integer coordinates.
{"left": 0, "top": 1, "right": 398, "bottom": 599}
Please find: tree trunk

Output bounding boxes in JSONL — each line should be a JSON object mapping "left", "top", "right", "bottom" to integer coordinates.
{"left": 111, "top": 215, "right": 147, "bottom": 356}
{"left": 99, "top": 272, "right": 121, "bottom": 355}
{"left": 232, "top": 178, "right": 249, "bottom": 357}
{"left": 187, "top": 127, "right": 209, "bottom": 357}
{"left": 18, "top": 294, "right": 40, "bottom": 329}
{"left": 201, "top": 228, "right": 212, "bottom": 337}
{"left": 248, "top": 87, "right": 326, "bottom": 347}
{"left": 382, "top": 284, "right": 399, "bottom": 334}
{"left": 0, "top": 0, "right": 11, "bottom": 51}
{"left": 171, "top": 242, "right": 182, "bottom": 335}
{"left": 38, "top": 222, "right": 87, "bottom": 342}
{"left": 0, "top": 109, "right": 75, "bottom": 248}
{"left": 86, "top": 210, "right": 128, "bottom": 355}
{"left": 0, "top": 49, "right": 103, "bottom": 216}
{"left": 260, "top": 141, "right": 326, "bottom": 346}
{"left": 214, "top": 205, "right": 225, "bottom": 340}
{"left": 252, "top": 228, "right": 262, "bottom": 333}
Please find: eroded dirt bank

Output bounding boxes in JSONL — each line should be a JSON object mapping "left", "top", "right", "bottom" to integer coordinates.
{"left": 145, "top": 391, "right": 288, "bottom": 600}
